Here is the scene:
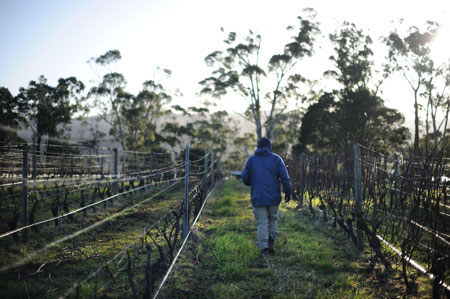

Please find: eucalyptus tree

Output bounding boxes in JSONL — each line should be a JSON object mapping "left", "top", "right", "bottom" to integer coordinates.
{"left": 385, "top": 22, "right": 439, "bottom": 155}
{"left": 225, "top": 132, "right": 256, "bottom": 171}
{"left": 88, "top": 50, "right": 129, "bottom": 150}
{"left": 89, "top": 50, "right": 172, "bottom": 151}
{"left": 196, "top": 109, "right": 235, "bottom": 155}
{"left": 419, "top": 56, "right": 450, "bottom": 155}
{"left": 16, "top": 75, "right": 85, "bottom": 147}
{"left": 122, "top": 79, "right": 171, "bottom": 151}
{"left": 163, "top": 105, "right": 235, "bottom": 157}
{"left": 0, "top": 87, "right": 27, "bottom": 143}
{"left": 78, "top": 120, "right": 106, "bottom": 153}
{"left": 199, "top": 9, "right": 319, "bottom": 140}
{"left": 295, "top": 90, "right": 409, "bottom": 154}
{"left": 326, "top": 22, "right": 379, "bottom": 92}
{"left": 295, "top": 22, "right": 409, "bottom": 155}
{"left": 270, "top": 109, "right": 303, "bottom": 157}
{"left": 162, "top": 105, "right": 198, "bottom": 151}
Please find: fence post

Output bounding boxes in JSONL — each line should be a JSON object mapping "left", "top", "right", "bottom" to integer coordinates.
{"left": 113, "top": 148, "right": 118, "bottom": 195}
{"left": 211, "top": 150, "right": 215, "bottom": 184}
{"left": 70, "top": 156, "right": 74, "bottom": 177}
{"left": 101, "top": 156, "right": 104, "bottom": 179}
{"left": 144, "top": 244, "right": 152, "bottom": 298}
{"left": 88, "top": 148, "right": 92, "bottom": 179}
{"left": 182, "top": 145, "right": 190, "bottom": 239}
{"left": 204, "top": 150, "right": 209, "bottom": 186}
{"left": 393, "top": 154, "right": 399, "bottom": 207}
{"left": 61, "top": 145, "right": 66, "bottom": 178}
{"left": 299, "top": 153, "right": 305, "bottom": 208}
{"left": 22, "top": 144, "right": 28, "bottom": 242}
{"left": 122, "top": 151, "right": 126, "bottom": 179}
{"left": 149, "top": 152, "right": 153, "bottom": 176}
{"left": 353, "top": 144, "right": 364, "bottom": 250}
{"left": 32, "top": 143, "right": 37, "bottom": 181}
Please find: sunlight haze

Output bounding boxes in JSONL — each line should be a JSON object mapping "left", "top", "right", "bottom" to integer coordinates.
{"left": 1, "top": 0, "right": 449, "bottom": 125}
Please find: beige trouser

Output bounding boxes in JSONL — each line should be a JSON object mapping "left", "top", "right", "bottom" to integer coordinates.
{"left": 252, "top": 205, "right": 279, "bottom": 251}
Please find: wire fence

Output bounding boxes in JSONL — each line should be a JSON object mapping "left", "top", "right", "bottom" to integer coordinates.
{"left": 286, "top": 145, "right": 449, "bottom": 297}
{"left": 0, "top": 143, "right": 222, "bottom": 298}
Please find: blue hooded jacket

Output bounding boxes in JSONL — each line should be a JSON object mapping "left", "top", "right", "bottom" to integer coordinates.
{"left": 241, "top": 147, "right": 292, "bottom": 207}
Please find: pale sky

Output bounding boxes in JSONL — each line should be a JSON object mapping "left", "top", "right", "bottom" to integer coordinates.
{"left": 1, "top": 0, "right": 449, "bottom": 128}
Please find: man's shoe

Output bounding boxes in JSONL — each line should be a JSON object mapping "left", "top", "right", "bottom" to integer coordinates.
{"left": 260, "top": 248, "right": 270, "bottom": 258}
{"left": 268, "top": 236, "right": 275, "bottom": 255}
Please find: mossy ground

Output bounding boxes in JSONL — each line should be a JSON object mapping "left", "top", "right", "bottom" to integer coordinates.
{"left": 159, "top": 178, "right": 433, "bottom": 298}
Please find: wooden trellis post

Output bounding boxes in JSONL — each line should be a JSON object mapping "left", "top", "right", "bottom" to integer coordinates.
{"left": 211, "top": 150, "right": 215, "bottom": 184}
{"left": 32, "top": 143, "right": 37, "bottom": 181}
{"left": 22, "top": 144, "right": 28, "bottom": 242}
{"left": 182, "top": 145, "right": 190, "bottom": 239}
{"left": 113, "top": 148, "right": 118, "bottom": 196}
{"left": 204, "top": 149, "right": 209, "bottom": 186}
{"left": 88, "top": 148, "right": 91, "bottom": 178}
{"left": 353, "top": 144, "right": 364, "bottom": 250}
{"left": 299, "top": 153, "right": 305, "bottom": 208}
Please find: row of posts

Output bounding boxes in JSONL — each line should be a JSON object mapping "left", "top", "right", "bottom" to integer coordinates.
{"left": 354, "top": 144, "right": 399, "bottom": 250}
{"left": 182, "top": 146, "right": 217, "bottom": 240}
{"left": 295, "top": 145, "right": 368, "bottom": 251}
{"left": 353, "top": 144, "right": 364, "bottom": 250}
{"left": 20, "top": 144, "right": 121, "bottom": 243}
{"left": 20, "top": 144, "right": 216, "bottom": 243}
{"left": 295, "top": 144, "right": 399, "bottom": 251}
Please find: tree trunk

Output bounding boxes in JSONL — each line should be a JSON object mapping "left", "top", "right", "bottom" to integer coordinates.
{"left": 250, "top": 100, "right": 262, "bottom": 140}
{"left": 255, "top": 118, "right": 262, "bottom": 140}
{"left": 425, "top": 95, "right": 430, "bottom": 155}
{"left": 441, "top": 103, "right": 450, "bottom": 151}
{"left": 414, "top": 90, "right": 420, "bottom": 156}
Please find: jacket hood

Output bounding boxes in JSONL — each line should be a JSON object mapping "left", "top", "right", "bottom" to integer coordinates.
{"left": 257, "top": 137, "right": 272, "bottom": 149}
{"left": 255, "top": 147, "right": 272, "bottom": 156}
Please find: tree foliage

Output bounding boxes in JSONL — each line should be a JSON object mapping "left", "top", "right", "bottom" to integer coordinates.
{"left": 0, "top": 87, "right": 27, "bottom": 142}
{"left": 421, "top": 61, "right": 450, "bottom": 155}
{"left": 199, "top": 9, "right": 320, "bottom": 141}
{"left": 16, "top": 75, "right": 85, "bottom": 146}
{"left": 325, "top": 22, "right": 375, "bottom": 91}
{"left": 89, "top": 71, "right": 130, "bottom": 150}
{"left": 122, "top": 80, "right": 171, "bottom": 151}
{"left": 295, "top": 23, "right": 409, "bottom": 155}
{"left": 295, "top": 90, "right": 409, "bottom": 154}
{"left": 88, "top": 50, "right": 172, "bottom": 151}
{"left": 163, "top": 106, "right": 235, "bottom": 157}
{"left": 385, "top": 22, "right": 439, "bottom": 155}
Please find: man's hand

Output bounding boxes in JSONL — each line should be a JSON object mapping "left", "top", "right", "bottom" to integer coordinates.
{"left": 285, "top": 194, "right": 291, "bottom": 203}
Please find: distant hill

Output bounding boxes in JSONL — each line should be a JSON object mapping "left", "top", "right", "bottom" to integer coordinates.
{"left": 17, "top": 112, "right": 256, "bottom": 150}
{"left": 16, "top": 111, "right": 414, "bottom": 150}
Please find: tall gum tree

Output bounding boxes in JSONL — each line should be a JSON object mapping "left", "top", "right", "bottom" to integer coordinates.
{"left": 385, "top": 22, "right": 439, "bottom": 155}
{"left": 16, "top": 75, "right": 85, "bottom": 147}
{"left": 295, "top": 22, "right": 409, "bottom": 155}
{"left": 122, "top": 78, "right": 172, "bottom": 152}
{"left": 199, "top": 8, "right": 319, "bottom": 141}
{"left": 0, "top": 87, "right": 27, "bottom": 143}
{"left": 421, "top": 55, "right": 450, "bottom": 155}
{"left": 88, "top": 50, "right": 129, "bottom": 150}
{"left": 88, "top": 50, "right": 173, "bottom": 152}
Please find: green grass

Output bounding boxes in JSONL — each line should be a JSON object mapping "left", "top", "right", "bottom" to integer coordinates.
{"left": 0, "top": 177, "right": 436, "bottom": 298}
{"left": 160, "top": 178, "right": 433, "bottom": 298}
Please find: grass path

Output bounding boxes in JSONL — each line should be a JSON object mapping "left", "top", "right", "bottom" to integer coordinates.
{"left": 160, "top": 178, "right": 431, "bottom": 298}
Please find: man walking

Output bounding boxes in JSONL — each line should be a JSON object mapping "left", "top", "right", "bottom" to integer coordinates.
{"left": 241, "top": 137, "right": 292, "bottom": 257}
